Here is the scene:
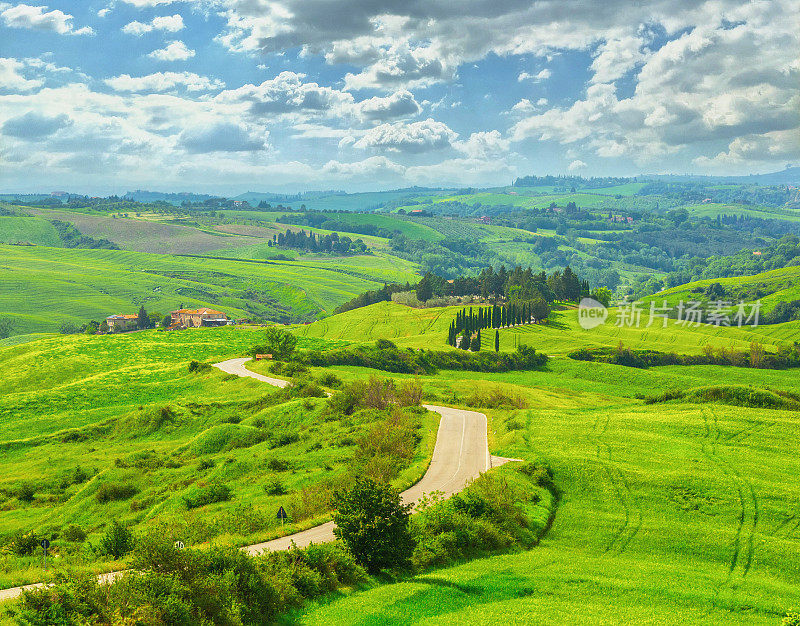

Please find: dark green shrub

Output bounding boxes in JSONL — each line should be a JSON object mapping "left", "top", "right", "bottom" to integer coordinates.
{"left": 16, "top": 482, "right": 35, "bottom": 502}
{"left": 95, "top": 483, "right": 139, "bottom": 503}
{"left": 183, "top": 483, "right": 232, "bottom": 509}
{"left": 271, "top": 433, "right": 300, "bottom": 448}
{"left": 264, "top": 477, "right": 286, "bottom": 496}
{"left": 63, "top": 524, "right": 87, "bottom": 542}
{"left": 284, "top": 361, "right": 308, "bottom": 376}
{"left": 6, "top": 531, "right": 39, "bottom": 556}
{"left": 98, "top": 520, "right": 134, "bottom": 560}
{"left": 333, "top": 477, "right": 415, "bottom": 573}
{"left": 317, "top": 372, "right": 342, "bottom": 388}
{"left": 267, "top": 458, "right": 291, "bottom": 472}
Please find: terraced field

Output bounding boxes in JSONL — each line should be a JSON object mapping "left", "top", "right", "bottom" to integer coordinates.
{"left": 0, "top": 245, "right": 419, "bottom": 333}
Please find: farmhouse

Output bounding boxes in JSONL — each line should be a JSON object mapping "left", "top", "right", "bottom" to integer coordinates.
{"left": 171, "top": 308, "right": 229, "bottom": 328}
{"left": 105, "top": 314, "right": 138, "bottom": 332}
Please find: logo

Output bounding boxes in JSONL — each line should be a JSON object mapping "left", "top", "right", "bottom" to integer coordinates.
{"left": 578, "top": 298, "right": 608, "bottom": 330}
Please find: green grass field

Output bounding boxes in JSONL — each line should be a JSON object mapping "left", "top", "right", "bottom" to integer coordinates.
{"left": 639, "top": 266, "right": 800, "bottom": 314}
{"left": 0, "top": 245, "right": 419, "bottom": 333}
{"left": 293, "top": 300, "right": 800, "bottom": 355}
{"left": 0, "top": 217, "right": 62, "bottom": 247}
{"left": 294, "top": 354, "right": 800, "bottom": 624}
{"left": 0, "top": 328, "right": 438, "bottom": 588}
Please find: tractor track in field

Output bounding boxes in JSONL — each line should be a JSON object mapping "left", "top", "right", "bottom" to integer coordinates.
{"left": 724, "top": 418, "right": 778, "bottom": 444}
{"left": 592, "top": 412, "right": 642, "bottom": 556}
{"left": 775, "top": 514, "right": 799, "bottom": 539}
{"left": 700, "top": 406, "right": 759, "bottom": 606}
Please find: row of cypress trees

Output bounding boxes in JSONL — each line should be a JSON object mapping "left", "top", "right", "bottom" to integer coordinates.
{"left": 447, "top": 303, "right": 539, "bottom": 348}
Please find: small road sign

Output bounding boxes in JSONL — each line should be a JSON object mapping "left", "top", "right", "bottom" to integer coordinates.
{"left": 174, "top": 541, "right": 185, "bottom": 550}
{"left": 40, "top": 539, "right": 50, "bottom": 550}
{"left": 277, "top": 506, "right": 287, "bottom": 524}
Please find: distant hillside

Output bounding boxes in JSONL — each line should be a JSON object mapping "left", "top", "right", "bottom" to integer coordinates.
{"left": 641, "top": 265, "right": 800, "bottom": 323}
{"left": 124, "top": 190, "right": 217, "bottom": 205}
{"left": 641, "top": 166, "right": 800, "bottom": 186}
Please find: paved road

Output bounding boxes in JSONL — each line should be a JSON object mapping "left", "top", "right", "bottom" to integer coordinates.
{"left": 0, "top": 357, "right": 503, "bottom": 601}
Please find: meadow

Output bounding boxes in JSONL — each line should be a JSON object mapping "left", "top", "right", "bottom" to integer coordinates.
{"left": 1, "top": 296, "right": 800, "bottom": 623}
{"left": 0, "top": 244, "right": 419, "bottom": 333}
{"left": 290, "top": 339, "right": 800, "bottom": 624}
{"left": 0, "top": 328, "right": 439, "bottom": 589}
{"left": 293, "top": 300, "right": 800, "bottom": 355}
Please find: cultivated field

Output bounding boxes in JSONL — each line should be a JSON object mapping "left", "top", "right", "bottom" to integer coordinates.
{"left": 0, "top": 245, "right": 420, "bottom": 333}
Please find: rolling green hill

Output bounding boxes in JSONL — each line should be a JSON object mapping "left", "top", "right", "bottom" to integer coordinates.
{"left": 640, "top": 266, "right": 800, "bottom": 315}
{"left": 292, "top": 300, "right": 800, "bottom": 354}
{"left": 0, "top": 216, "right": 62, "bottom": 247}
{"left": 0, "top": 245, "right": 419, "bottom": 333}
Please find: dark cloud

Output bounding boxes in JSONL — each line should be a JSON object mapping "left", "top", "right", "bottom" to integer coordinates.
{"left": 2, "top": 112, "right": 72, "bottom": 139}
{"left": 178, "top": 122, "right": 267, "bottom": 153}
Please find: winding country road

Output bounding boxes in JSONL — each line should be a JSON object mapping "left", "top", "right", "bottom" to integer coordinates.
{"left": 216, "top": 357, "right": 505, "bottom": 553}
{"left": 0, "top": 357, "right": 504, "bottom": 602}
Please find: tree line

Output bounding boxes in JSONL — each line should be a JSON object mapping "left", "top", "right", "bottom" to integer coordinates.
{"left": 447, "top": 300, "right": 551, "bottom": 349}
{"left": 270, "top": 229, "right": 368, "bottom": 254}
{"left": 416, "top": 265, "right": 588, "bottom": 304}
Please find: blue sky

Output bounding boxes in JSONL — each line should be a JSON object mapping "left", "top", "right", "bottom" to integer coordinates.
{"left": 0, "top": 0, "right": 797, "bottom": 194}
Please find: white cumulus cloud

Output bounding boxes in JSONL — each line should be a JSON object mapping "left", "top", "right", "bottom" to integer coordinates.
{"left": 148, "top": 41, "right": 195, "bottom": 61}
{"left": 568, "top": 159, "right": 587, "bottom": 171}
{"left": 104, "top": 71, "right": 224, "bottom": 92}
{"left": 518, "top": 69, "right": 551, "bottom": 82}
{"left": 1, "top": 3, "right": 94, "bottom": 35}
{"left": 123, "top": 14, "right": 184, "bottom": 36}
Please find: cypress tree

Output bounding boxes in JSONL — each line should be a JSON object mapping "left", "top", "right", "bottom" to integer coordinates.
{"left": 495, "top": 329, "right": 500, "bottom": 352}
{"left": 460, "top": 328, "right": 470, "bottom": 350}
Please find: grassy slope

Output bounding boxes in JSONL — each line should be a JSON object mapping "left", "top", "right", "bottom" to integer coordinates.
{"left": 293, "top": 337, "right": 800, "bottom": 624}
{"left": 292, "top": 300, "right": 800, "bottom": 354}
{"left": 0, "top": 217, "right": 61, "bottom": 247}
{"left": 0, "top": 329, "right": 437, "bottom": 588}
{"left": 0, "top": 245, "right": 419, "bottom": 333}
{"left": 639, "top": 266, "right": 800, "bottom": 314}
{"left": 23, "top": 207, "right": 268, "bottom": 255}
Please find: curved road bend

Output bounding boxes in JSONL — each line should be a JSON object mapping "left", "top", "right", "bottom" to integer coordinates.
{"left": 0, "top": 358, "right": 508, "bottom": 600}
{"left": 215, "top": 358, "right": 500, "bottom": 554}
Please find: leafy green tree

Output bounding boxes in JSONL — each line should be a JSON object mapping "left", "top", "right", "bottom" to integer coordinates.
{"left": 0, "top": 317, "right": 12, "bottom": 340}
{"left": 333, "top": 477, "right": 415, "bottom": 573}
{"left": 98, "top": 520, "right": 134, "bottom": 560}
{"left": 85, "top": 321, "right": 99, "bottom": 335}
{"left": 161, "top": 314, "right": 172, "bottom": 328}
{"left": 137, "top": 306, "right": 148, "bottom": 330}
{"left": 591, "top": 287, "right": 614, "bottom": 307}
{"left": 254, "top": 327, "right": 297, "bottom": 359}
{"left": 415, "top": 274, "right": 434, "bottom": 302}
{"left": 99, "top": 320, "right": 109, "bottom": 333}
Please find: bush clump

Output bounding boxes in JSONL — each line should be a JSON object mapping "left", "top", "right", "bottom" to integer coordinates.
{"left": 5, "top": 531, "right": 39, "bottom": 556}
{"left": 95, "top": 483, "right": 139, "bottom": 503}
{"left": 183, "top": 483, "right": 232, "bottom": 509}
{"left": 62, "top": 524, "right": 87, "bottom": 543}
{"left": 295, "top": 342, "right": 547, "bottom": 375}
{"left": 97, "top": 520, "right": 134, "bottom": 560}
{"left": 11, "top": 536, "right": 366, "bottom": 625}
